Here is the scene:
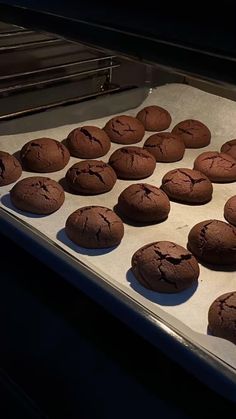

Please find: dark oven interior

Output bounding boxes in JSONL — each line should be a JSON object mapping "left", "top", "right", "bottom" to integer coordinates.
{"left": 2, "top": 20, "right": 236, "bottom": 123}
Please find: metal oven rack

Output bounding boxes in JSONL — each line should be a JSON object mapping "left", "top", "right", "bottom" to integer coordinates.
{"left": 0, "top": 21, "right": 124, "bottom": 120}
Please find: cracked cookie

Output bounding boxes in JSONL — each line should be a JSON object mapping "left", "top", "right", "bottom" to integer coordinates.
{"left": 109, "top": 146, "right": 156, "bottom": 180}
{"left": 65, "top": 206, "right": 124, "bottom": 249}
{"left": 193, "top": 151, "right": 236, "bottom": 182}
{"left": 208, "top": 292, "right": 236, "bottom": 344}
{"left": 161, "top": 168, "right": 213, "bottom": 204}
{"left": 221, "top": 139, "right": 236, "bottom": 160}
{"left": 136, "top": 105, "right": 171, "bottom": 132}
{"left": 131, "top": 241, "right": 199, "bottom": 293}
{"left": 0, "top": 151, "right": 22, "bottom": 186}
{"left": 187, "top": 219, "right": 236, "bottom": 265}
{"left": 66, "top": 160, "right": 117, "bottom": 194}
{"left": 172, "top": 119, "right": 211, "bottom": 148}
{"left": 20, "top": 137, "right": 70, "bottom": 173}
{"left": 104, "top": 115, "right": 145, "bottom": 144}
{"left": 144, "top": 132, "right": 185, "bottom": 162}
{"left": 117, "top": 183, "right": 170, "bottom": 223}
{"left": 224, "top": 196, "right": 236, "bottom": 226}
{"left": 10, "top": 176, "right": 65, "bottom": 214}
{"left": 66, "top": 126, "right": 110, "bottom": 158}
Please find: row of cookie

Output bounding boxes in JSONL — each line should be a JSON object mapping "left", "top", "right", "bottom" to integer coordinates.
{"left": 7, "top": 168, "right": 236, "bottom": 231}
{"left": 1, "top": 149, "right": 236, "bottom": 222}
{"left": 1, "top": 144, "right": 236, "bottom": 192}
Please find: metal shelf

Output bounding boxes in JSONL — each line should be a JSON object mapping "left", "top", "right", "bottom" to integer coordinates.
{"left": 0, "top": 21, "right": 122, "bottom": 119}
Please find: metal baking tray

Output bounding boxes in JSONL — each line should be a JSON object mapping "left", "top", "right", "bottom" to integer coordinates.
{"left": 1, "top": 84, "right": 236, "bottom": 400}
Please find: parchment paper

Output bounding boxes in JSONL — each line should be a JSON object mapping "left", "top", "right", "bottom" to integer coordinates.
{"left": 1, "top": 84, "right": 236, "bottom": 369}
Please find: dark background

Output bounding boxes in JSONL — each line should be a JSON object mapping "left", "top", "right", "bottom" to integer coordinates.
{"left": 1, "top": 0, "right": 236, "bottom": 57}
{"left": 1, "top": 233, "right": 236, "bottom": 418}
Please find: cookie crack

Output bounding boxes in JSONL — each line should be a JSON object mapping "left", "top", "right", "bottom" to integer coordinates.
{"left": 201, "top": 155, "right": 236, "bottom": 170}
{"left": 178, "top": 127, "right": 194, "bottom": 137}
{"left": 89, "top": 169, "right": 106, "bottom": 184}
{"left": 72, "top": 165, "right": 107, "bottom": 185}
{"left": 26, "top": 181, "right": 57, "bottom": 200}
{"left": 218, "top": 293, "right": 236, "bottom": 324}
{"left": 178, "top": 169, "right": 207, "bottom": 192}
{"left": 95, "top": 226, "right": 102, "bottom": 241}
{"left": 158, "top": 265, "right": 178, "bottom": 289}
{"left": 0, "top": 158, "right": 6, "bottom": 178}
{"left": 143, "top": 109, "right": 149, "bottom": 126}
{"left": 31, "top": 142, "right": 43, "bottom": 148}
{"left": 22, "top": 143, "right": 52, "bottom": 168}
{"left": 55, "top": 141, "right": 67, "bottom": 159}
{"left": 140, "top": 184, "right": 155, "bottom": 201}
{"left": 111, "top": 121, "right": 122, "bottom": 136}
{"left": 123, "top": 123, "right": 136, "bottom": 133}
{"left": 80, "top": 128, "right": 103, "bottom": 148}
{"left": 99, "top": 212, "right": 112, "bottom": 230}
{"left": 146, "top": 142, "right": 164, "bottom": 155}
{"left": 154, "top": 247, "right": 192, "bottom": 265}
{"left": 120, "top": 149, "right": 152, "bottom": 159}
{"left": 198, "top": 221, "right": 213, "bottom": 252}
{"left": 82, "top": 216, "right": 89, "bottom": 234}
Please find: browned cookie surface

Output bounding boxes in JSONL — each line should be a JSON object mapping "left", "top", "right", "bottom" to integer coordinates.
{"left": 161, "top": 168, "right": 213, "bottom": 204}
{"left": 66, "top": 160, "right": 117, "bottom": 194}
{"left": 66, "top": 126, "right": 110, "bottom": 158}
{"left": 104, "top": 115, "right": 145, "bottom": 144}
{"left": 117, "top": 183, "right": 170, "bottom": 223}
{"left": 65, "top": 206, "right": 124, "bottom": 249}
{"left": 224, "top": 195, "right": 236, "bottom": 226}
{"left": 221, "top": 139, "right": 236, "bottom": 160}
{"left": 10, "top": 176, "right": 65, "bottom": 214}
{"left": 144, "top": 132, "right": 185, "bottom": 162}
{"left": 172, "top": 119, "right": 211, "bottom": 148}
{"left": 136, "top": 105, "right": 171, "bottom": 132}
{"left": 109, "top": 146, "right": 156, "bottom": 180}
{"left": 131, "top": 241, "right": 199, "bottom": 293}
{"left": 0, "top": 151, "right": 22, "bottom": 186}
{"left": 193, "top": 151, "right": 236, "bottom": 182}
{"left": 187, "top": 219, "right": 236, "bottom": 265}
{"left": 20, "top": 137, "right": 70, "bottom": 173}
{"left": 208, "top": 292, "right": 236, "bottom": 344}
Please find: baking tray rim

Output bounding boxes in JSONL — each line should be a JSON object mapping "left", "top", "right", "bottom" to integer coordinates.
{"left": 1, "top": 205, "right": 236, "bottom": 400}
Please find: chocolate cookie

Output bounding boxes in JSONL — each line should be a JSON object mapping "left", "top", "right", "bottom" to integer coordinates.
{"left": 221, "top": 139, "right": 236, "bottom": 160}
{"left": 66, "top": 126, "right": 110, "bottom": 158}
{"left": 10, "top": 176, "right": 65, "bottom": 214}
{"left": 161, "top": 168, "right": 213, "bottom": 204}
{"left": 144, "top": 132, "right": 185, "bottom": 162}
{"left": 172, "top": 119, "right": 211, "bottom": 148}
{"left": 193, "top": 151, "right": 236, "bottom": 182}
{"left": 66, "top": 160, "right": 117, "bottom": 194}
{"left": 208, "top": 292, "right": 236, "bottom": 344}
{"left": 104, "top": 115, "right": 145, "bottom": 144}
{"left": 20, "top": 137, "right": 70, "bottom": 173}
{"left": 117, "top": 183, "right": 170, "bottom": 223}
{"left": 224, "top": 195, "right": 236, "bottom": 226}
{"left": 187, "top": 220, "right": 236, "bottom": 265}
{"left": 131, "top": 241, "right": 199, "bottom": 293}
{"left": 65, "top": 206, "right": 124, "bottom": 249}
{"left": 136, "top": 105, "right": 171, "bottom": 132}
{"left": 109, "top": 146, "right": 156, "bottom": 180}
{"left": 0, "top": 151, "right": 22, "bottom": 186}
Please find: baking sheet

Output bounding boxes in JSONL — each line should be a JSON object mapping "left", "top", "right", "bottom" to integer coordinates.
{"left": 1, "top": 83, "right": 236, "bottom": 369}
